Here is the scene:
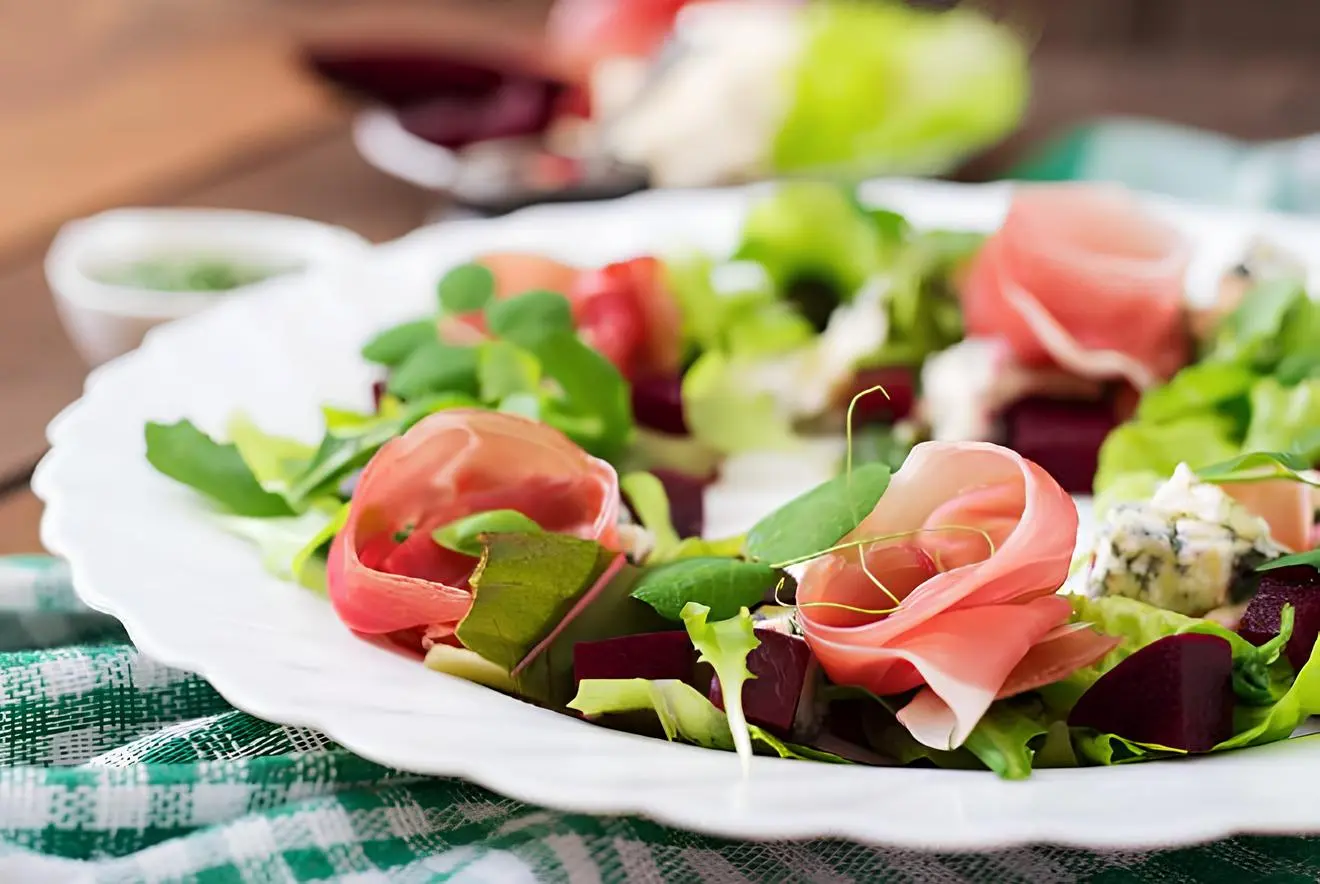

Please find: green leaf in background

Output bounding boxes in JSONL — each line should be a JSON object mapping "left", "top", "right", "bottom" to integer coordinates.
{"left": 432, "top": 510, "right": 543, "bottom": 558}
{"left": 485, "top": 290, "right": 575, "bottom": 341}
{"left": 218, "top": 506, "right": 338, "bottom": 591}
{"left": 622, "top": 429, "right": 723, "bottom": 480}
{"left": 145, "top": 420, "right": 295, "bottom": 517}
{"left": 1134, "top": 361, "right": 1257, "bottom": 425}
{"left": 631, "top": 558, "right": 781, "bottom": 622}
{"left": 772, "top": 2, "right": 1027, "bottom": 178}
{"left": 437, "top": 262, "right": 496, "bottom": 315}
{"left": 1093, "top": 415, "right": 1238, "bottom": 497}
{"left": 456, "top": 532, "right": 615, "bottom": 674}
{"left": 1209, "top": 278, "right": 1309, "bottom": 368}
{"left": 722, "top": 301, "right": 817, "bottom": 359}
{"left": 567, "top": 678, "right": 848, "bottom": 763}
{"left": 850, "top": 426, "right": 914, "bottom": 473}
{"left": 1195, "top": 451, "right": 1319, "bottom": 487}
{"left": 1243, "top": 378, "right": 1320, "bottom": 463}
{"left": 874, "top": 230, "right": 979, "bottom": 366}
{"left": 619, "top": 472, "right": 681, "bottom": 560}
{"left": 289, "top": 502, "right": 350, "bottom": 592}
{"left": 744, "top": 463, "right": 892, "bottom": 565}
{"left": 1258, "top": 549, "right": 1320, "bottom": 573}
{"left": 387, "top": 340, "right": 481, "bottom": 401}
{"left": 681, "top": 351, "right": 799, "bottom": 456}
{"left": 477, "top": 340, "right": 541, "bottom": 404}
{"left": 360, "top": 319, "right": 437, "bottom": 367}
{"left": 497, "top": 391, "right": 542, "bottom": 420}
{"left": 225, "top": 413, "right": 315, "bottom": 497}
{"left": 668, "top": 535, "right": 748, "bottom": 561}
{"left": 514, "top": 330, "right": 633, "bottom": 462}
{"left": 681, "top": 603, "right": 759, "bottom": 774}
{"left": 734, "top": 181, "right": 884, "bottom": 297}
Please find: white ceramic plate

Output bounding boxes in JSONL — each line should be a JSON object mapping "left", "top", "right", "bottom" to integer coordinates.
{"left": 34, "top": 180, "right": 1320, "bottom": 851}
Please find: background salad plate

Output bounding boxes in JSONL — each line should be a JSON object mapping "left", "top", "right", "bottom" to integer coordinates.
{"left": 32, "top": 180, "right": 1320, "bottom": 851}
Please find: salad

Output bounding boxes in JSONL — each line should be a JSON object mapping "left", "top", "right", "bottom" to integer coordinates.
{"left": 144, "top": 181, "right": 1320, "bottom": 778}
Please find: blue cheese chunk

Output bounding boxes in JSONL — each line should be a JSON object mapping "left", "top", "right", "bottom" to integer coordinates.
{"left": 1086, "top": 464, "right": 1284, "bottom": 616}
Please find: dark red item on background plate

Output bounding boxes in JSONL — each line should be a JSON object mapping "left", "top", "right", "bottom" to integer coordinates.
{"left": 630, "top": 375, "right": 687, "bottom": 436}
{"left": 843, "top": 367, "right": 916, "bottom": 424}
{"left": 1004, "top": 396, "right": 1119, "bottom": 495}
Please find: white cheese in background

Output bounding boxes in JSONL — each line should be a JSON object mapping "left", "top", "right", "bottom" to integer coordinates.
{"left": 919, "top": 338, "right": 1003, "bottom": 442}
{"left": 1085, "top": 464, "right": 1285, "bottom": 617}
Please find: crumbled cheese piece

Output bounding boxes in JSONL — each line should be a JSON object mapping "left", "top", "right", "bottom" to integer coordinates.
{"left": 1086, "top": 464, "right": 1285, "bottom": 616}
{"left": 752, "top": 605, "right": 801, "bottom": 636}
{"left": 918, "top": 338, "right": 1003, "bottom": 442}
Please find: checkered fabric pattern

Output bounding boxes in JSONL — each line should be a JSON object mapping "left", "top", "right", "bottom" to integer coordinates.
{"left": 2, "top": 556, "right": 1320, "bottom": 883}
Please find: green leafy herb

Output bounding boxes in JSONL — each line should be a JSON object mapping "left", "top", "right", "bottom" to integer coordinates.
{"left": 361, "top": 319, "right": 437, "bottom": 367}
{"left": 1194, "top": 451, "right": 1319, "bottom": 487}
{"left": 497, "top": 391, "right": 542, "bottom": 420}
{"left": 681, "top": 603, "right": 759, "bottom": 774}
{"left": 289, "top": 503, "right": 350, "bottom": 592}
{"left": 423, "top": 644, "right": 517, "bottom": 693}
{"left": 1135, "top": 361, "right": 1257, "bottom": 425}
{"left": 744, "top": 463, "right": 891, "bottom": 564}
{"left": 619, "top": 472, "right": 681, "bottom": 560}
{"left": 681, "top": 351, "right": 798, "bottom": 456}
{"left": 225, "top": 413, "right": 314, "bottom": 497}
{"left": 1094, "top": 415, "right": 1238, "bottom": 496}
{"left": 873, "top": 229, "right": 978, "bottom": 366}
{"left": 217, "top": 507, "right": 336, "bottom": 588}
{"left": 1072, "top": 731, "right": 1184, "bottom": 766}
{"left": 145, "top": 420, "right": 295, "bottom": 517}
{"left": 668, "top": 535, "right": 748, "bottom": 560}
{"left": 567, "top": 678, "right": 849, "bottom": 763}
{"left": 631, "top": 558, "right": 781, "bottom": 622}
{"left": 387, "top": 340, "right": 480, "bottom": 401}
{"left": 437, "top": 263, "right": 496, "bottom": 315}
{"left": 1209, "top": 278, "right": 1312, "bottom": 368}
{"left": 513, "top": 330, "right": 633, "bottom": 462}
{"left": 485, "top": 290, "right": 575, "bottom": 341}
{"left": 432, "top": 510, "right": 543, "bottom": 558}
{"left": 1242, "top": 378, "right": 1320, "bottom": 463}
{"left": 1259, "top": 550, "right": 1320, "bottom": 573}
{"left": 477, "top": 340, "right": 541, "bottom": 403}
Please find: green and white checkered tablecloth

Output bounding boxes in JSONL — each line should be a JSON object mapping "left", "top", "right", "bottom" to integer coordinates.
{"left": 2, "top": 555, "right": 1320, "bottom": 883}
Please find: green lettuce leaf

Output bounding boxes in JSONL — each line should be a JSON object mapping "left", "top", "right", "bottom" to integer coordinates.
{"left": 432, "top": 510, "right": 543, "bottom": 557}
{"left": 289, "top": 503, "right": 349, "bottom": 592}
{"left": 872, "top": 230, "right": 978, "bottom": 366}
{"left": 1093, "top": 415, "right": 1238, "bottom": 496}
{"left": 1195, "top": 451, "right": 1319, "bottom": 488}
{"left": 1216, "top": 628, "right": 1320, "bottom": 750}
{"left": 619, "top": 472, "right": 681, "bottom": 560}
{"left": 681, "top": 604, "right": 759, "bottom": 774}
{"left": 145, "top": 420, "right": 296, "bottom": 517}
{"left": 744, "top": 463, "right": 891, "bottom": 565}
{"left": 225, "top": 413, "right": 315, "bottom": 498}
{"left": 734, "top": 182, "right": 884, "bottom": 297}
{"left": 477, "top": 340, "right": 541, "bottom": 404}
{"left": 1072, "top": 731, "right": 1185, "bottom": 766}
{"left": 217, "top": 506, "right": 337, "bottom": 589}
{"left": 773, "top": 2, "right": 1027, "bottom": 177}
{"left": 622, "top": 429, "right": 723, "bottom": 480}
{"left": 1208, "top": 278, "right": 1317, "bottom": 370}
{"left": 631, "top": 559, "right": 782, "bottom": 622}
{"left": 387, "top": 340, "right": 481, "bottom": 401}
{"left": 681, "top": 351, "right": 799, "bottom": 456}
{"left": 1134, "top": 361, "right": 1256, "bottom": 425}
{"left": 1242, "top": 378, "right": 1320, "bottom": 463}
{"left": 567, "top": 678, "right": 848, "bottom": 763}
{"left": 485, "top": 290, "right": 575, "bottom": 340}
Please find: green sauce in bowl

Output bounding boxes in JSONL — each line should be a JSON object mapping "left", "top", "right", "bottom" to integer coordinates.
{"left": 93, "top": 256, "right": 302, "bottom": 293}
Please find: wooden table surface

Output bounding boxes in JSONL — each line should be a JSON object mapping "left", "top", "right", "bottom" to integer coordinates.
{"left": 4, "top": 1, "right": 1320, "bottom": 556}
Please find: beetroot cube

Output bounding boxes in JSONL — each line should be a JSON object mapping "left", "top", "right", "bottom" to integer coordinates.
{"left": 843, "top": 367, "right": 916, "bottom": 424}
{"left": 631, "top": 374, "right": 688, "bottom": 436}
{"left": 1238, "top": 565, "right": 1320, "bottom": 671}
{"left": 651, "top": 469, "right": 709, "bottom": 540}
{"left": 1068, "top": 633, "right": 1233, "bottom": 752}
{"left": 573, "top": 631, "right": 695, "bottom": 686}
{"left": 710, "top": 630, "right": 816, "bottom": 736}
{"left": 1004, "top": 397, "right": 1118, "bottom": 494}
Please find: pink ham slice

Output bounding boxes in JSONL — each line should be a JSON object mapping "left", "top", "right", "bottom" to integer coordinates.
{"left": 1222, "top": 480, "right": 1315, "bottom": 553}
{"left": 797, "top": 441, "right": 1116, "bottom": 750}
{"left": 327, "top": 409, "right": 621, "bottom": 638}
{"left": 961, "top": 185, "right": 1191, "bottom": 391}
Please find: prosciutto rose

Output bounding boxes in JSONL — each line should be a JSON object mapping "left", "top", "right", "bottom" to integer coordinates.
{"left": 960, "top": 184, "right": 1191, "bottom": 391}
{"left": 327, "top": 409, "right": 621, "bottom": 639}
{"left": 797, "top": 441, "right": 1117, "bottom": 750}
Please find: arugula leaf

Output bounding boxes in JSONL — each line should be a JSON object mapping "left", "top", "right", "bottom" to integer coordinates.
{"left": 744, "top": 463, "right": 891, "bottom": 565}
{"left": 681, "top": 604, "right": 759, "bottom": 774}
{"left": 513, "top": 330, "right": 633, "bottom": 462}
{"left": 437, "top": 263, "right": 495, "bottom": 315}
{"left": 567, "top": 678, "right": 849, "bottom": 763}
{"left": 1194, "top": 451, "right": 1319, "bottom": 487}
{"left": 432, "top": 510, "right": 543, "bottom": 558}
{"left": 290, "top": 503, "right": 349, "bottom": 592}
{"left": 145, "top": 420, "right": 295, "bottom": 517}
{"left": 457, "top": 533, "right": 667, "bottom": 706}
{"left": 620, "top": 472, "right": 681, "bottom": 560}
{"left": 361, "top": 319, "right": 437, "bottom": 367}
{"left": 225, "top": 413, "right": 314, "bottom": 497}
{"left": 1210, "top": 278, "right": 1311, "bottom": 368}
{"left": 631, "top": 558, "right": 782, "bottom": 622}
{"left": 477, "top": 340, "right": 541, "bottom": 403}
{"left": 1259, "top": 550, "right": 1320, "bottom": 573}
{"left": 387, "top": 340, "right": 480, "bottom": 401}
{"left": 485, "top": 290, "right": 575, "bottom": 340}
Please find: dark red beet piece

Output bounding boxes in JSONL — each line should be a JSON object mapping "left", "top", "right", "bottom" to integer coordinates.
{"left": 649, "top": 469, "right": 709, "bottom": 540}
{"left": 1068, "top": 633, "right": 1233, "bottom": 752}
{"left": 709, "top": 630, "right": 816, "bottom": 736}
{"left": 398, "top": 78, "right": 562, "bottom": 149}
{"left": 1004, "top": 397, "right": 1118, "bottom": 495}
{"left": 630, "top": 374, "right": 688, "bottom": 435}
{"left": 371, "top": 379, "right": 387, "bottom": 411}
{"left": 843, "top": 366, "right": 915, "bottom": 424}
{"left": 573, "top": 631, "right": 695, "bottom": 686}
{"left": 303, "top": 50, "right": 511, "bottom": 107}
{"left": 1238, "top": 565, "right": 1320, "bottom": 671}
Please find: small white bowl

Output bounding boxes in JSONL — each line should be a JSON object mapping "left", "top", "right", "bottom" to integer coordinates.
{"left": 45, "top": 208, "right": 372, "bottom": 367}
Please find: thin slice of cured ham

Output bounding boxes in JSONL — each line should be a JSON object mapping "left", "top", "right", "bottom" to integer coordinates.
{"left": 797, "top": 441, "right": 1117, "bottom": 750}
{"left": 1223, "top": 479, "right": 1315, "bottom": 553}
{"left": 961, "top": 185, "right": 1191, "bottom": 391}
{"left": 327, "top": 409, "right": 621, "bottom": 638}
